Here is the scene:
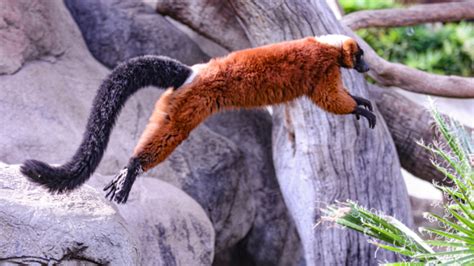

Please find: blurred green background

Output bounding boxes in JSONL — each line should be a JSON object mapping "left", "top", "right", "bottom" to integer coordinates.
{"left": 340, "top": 0, "right": 474, "bottom": 77}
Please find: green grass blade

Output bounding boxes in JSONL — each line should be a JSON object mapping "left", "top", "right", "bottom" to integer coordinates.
{"left": 447, "top": 208, "right": 474, "bottom": 232}
{"left": 413, "top": 249, "right": 473, "bottom": 259}
{"left": 429, "top": 213, "right": 474, "bottom": 237}
{"left": 440, "top": 254, "right": 474, "bottom": 265}
{"left": 425, "top": 228, "right": 474, "bottom": 245}
{"left": 369, "top": 241, "right": 417, "bottom": 257}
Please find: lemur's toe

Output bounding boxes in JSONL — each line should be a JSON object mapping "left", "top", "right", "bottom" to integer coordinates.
{"left": 103, "top": 157, "right": 143, "bottom": 204}
{"left": 352, "top": 107, "right": 376, "bottom": 129}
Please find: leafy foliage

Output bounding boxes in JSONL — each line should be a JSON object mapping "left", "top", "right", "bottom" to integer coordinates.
{"left": 340, "top": 0, "right": 474, "bottom": 77}
{"left": 323, "top": 101, "right": 474, "bottom": 265}
{"left": 341, "top": 0, "right": 400, "bottom": 13}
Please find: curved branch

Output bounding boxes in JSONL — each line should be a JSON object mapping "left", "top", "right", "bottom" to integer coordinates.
{"left": 342, "top": 2, "right": 474, "bottom": 30}
{"left": 345, "top": 28, "right": 474, "bottom": 98}
{"left": 155, "top": 0, "right": 251, "bottom": 51}
{"left": 368, "top": 85, "right": 463, "bottom": 187}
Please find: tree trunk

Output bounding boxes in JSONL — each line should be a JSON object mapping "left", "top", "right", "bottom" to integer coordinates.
{"left": 229, "top": 1, "right": 412, "bottom": 265}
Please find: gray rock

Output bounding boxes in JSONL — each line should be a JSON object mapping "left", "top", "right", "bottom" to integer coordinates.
{"left": 0, "top": 0, "right": 67, "bottom": 74}
{"left": 0, "top": 163, "right": 139, "bottom": 265}
{"left": 89, "top": 173, "right": 216, "bottom": 266}
{"left": 149, "top": 123, "right": 256, "bottom": 253}
{"left": 206, "top": 110, "right": 305, "bottom": 266}
{"left": 0, "top": 0, "right": 163, "bottom": 176}
{"left": 0, "top": 163, "right": 215, "bottom": 265}
{"left": 64, "top": 0, "right": 209, "bottom": 68}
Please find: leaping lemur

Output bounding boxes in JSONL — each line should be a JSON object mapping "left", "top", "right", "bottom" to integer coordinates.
{"left": 21, "top": 34, "right": 375, "bottom": 204}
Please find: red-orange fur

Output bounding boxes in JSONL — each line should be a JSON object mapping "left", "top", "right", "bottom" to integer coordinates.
{"left": 134, "top": 37, "right": 361, "bottom": 171}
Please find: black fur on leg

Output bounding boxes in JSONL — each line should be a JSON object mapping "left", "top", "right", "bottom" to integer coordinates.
{"left": 104, "top": 157, "right": 143, "bottom": 204}
{"left": 21, "top": 56, "right": 191, "bottom": 193}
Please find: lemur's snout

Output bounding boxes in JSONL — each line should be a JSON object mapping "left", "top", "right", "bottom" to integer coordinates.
{"left": 355, "top": 60, "right": 370, "bottom": 73}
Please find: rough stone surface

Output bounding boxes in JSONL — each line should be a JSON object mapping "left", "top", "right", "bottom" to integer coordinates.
{"left": 0, "top": 0, "right": 67, "bottom": 74}
{"left": 88, "top": 173, "right": 215, "bottom": 266}
{"left": 0, "top": 162, "right": 215, "bottom": 265}
{"left": 206, "top": 110, "right": 305, "bottom": 266}
{"left": 64, "top": 0, "right": 209, "bottom": 68}
{"left": 0, "top": 163, "right": 139, "bottom": 265}
{"left": 149, "top": 123, "right": 256, "bottom": 253}
{"left": 0, "top": 0, "right": 163, "bottom": 176}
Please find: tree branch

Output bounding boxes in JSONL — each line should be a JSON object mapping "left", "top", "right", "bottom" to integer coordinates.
{"left": 155, "top": 0, "right": 251, "bottom": 51}
{"left": 345, "top": 27, "right": 474, "bottom": 98}
{"left": 368, "top": 85, "right": 457, "bottom": 186}
{"left": 342, "top": 2, "right": 474, "bottom": 30}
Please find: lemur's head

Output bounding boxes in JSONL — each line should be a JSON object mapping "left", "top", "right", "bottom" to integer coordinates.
{"left": 316, "top": 34, "right": 370, "bottom": 73}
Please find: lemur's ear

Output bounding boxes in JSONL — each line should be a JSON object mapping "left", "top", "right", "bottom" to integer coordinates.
{"left": 341, "top": 38, "right": 357, "bottom": 68}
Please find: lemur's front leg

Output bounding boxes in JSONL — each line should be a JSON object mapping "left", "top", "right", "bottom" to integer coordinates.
{"left": 349, "top": 94, "right": 375, "bottom": 128}
{"left": 309, "top": 66, "right": 376, "bottom": 128}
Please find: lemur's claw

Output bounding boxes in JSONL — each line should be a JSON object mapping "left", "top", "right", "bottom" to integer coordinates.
{"left": 352, "top": 107, "right": 376, "bottom": 129}
{"left": 103, "top": 158, "right": 143, "bottom": 204}
{"left": 104, "top": 168, "right": 130, "bottom": 203}
{"left": 351, "top": 95, "right": 373, "bottom": 111}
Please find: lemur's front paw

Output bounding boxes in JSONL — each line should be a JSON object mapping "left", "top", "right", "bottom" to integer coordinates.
{"left": 103, "top": 158, "right": 143, "bottom": 204}
{"left": 351, "top": 95, "right": 373, "bottom": 111}
{"left": 352, "top": 107, "right": 376, "bottom": 129}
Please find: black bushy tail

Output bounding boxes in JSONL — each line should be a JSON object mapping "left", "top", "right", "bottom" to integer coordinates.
{"left": 21, "top": 55, "right": 192, "bottom": 193}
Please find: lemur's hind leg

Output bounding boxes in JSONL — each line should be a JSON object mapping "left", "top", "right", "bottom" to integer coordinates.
{"left": 104, "top": 157, "right": 143, "bottom": 203}
{"left": 104, "top": 89, "right": 175, "bottom": 203}
{"left": 104, "top": 88, "right": 212, "bottom": 203}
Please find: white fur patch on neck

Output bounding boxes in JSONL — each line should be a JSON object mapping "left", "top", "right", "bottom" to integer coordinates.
{"left": 315, "top": 34, "right": 351, "bottom": 48}
{"left": 182, "top": 63, "right": 206, "bottom": 86}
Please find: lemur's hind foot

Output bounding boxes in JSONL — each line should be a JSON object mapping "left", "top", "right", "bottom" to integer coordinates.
{"left": 104, "top": 157, "right": 143, "bottom": 204}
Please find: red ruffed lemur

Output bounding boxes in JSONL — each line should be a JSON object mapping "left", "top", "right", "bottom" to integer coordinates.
{"left": 21, "top": 34, "right": 374, "bottom": 204}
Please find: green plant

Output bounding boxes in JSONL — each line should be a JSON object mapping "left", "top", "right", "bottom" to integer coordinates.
{"left": 322, "top": 100, "right": 474, "bottom": 265}
{"left": 340, "top": 0, "right": 400, "bottom": 13}
{"left": 358, "top": 23, "right": 474, "bottom": 77}
{"left": 340, "top": 1, "right": 474, "bottom": 77}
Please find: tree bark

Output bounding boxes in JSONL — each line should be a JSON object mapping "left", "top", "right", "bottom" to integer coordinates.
{"left": 155, "top": 0, "right": 251, "bottom": 51}
{"left": 228, "top": 1, "right": 412, "bottom": 265}
{"left": 370, "top": 85, "right": 474, "bottom": 186}
{"left": 347, "top": 29, "right": 474, "bottom": 98}
{"left": 369, "top": 86, "right": 449, "bottom": 186}
{"left": 154, "top": 0, "right": 458, "bottom": 187}
{"left": 342, "top": 2, "right": 474, "bottom": 30}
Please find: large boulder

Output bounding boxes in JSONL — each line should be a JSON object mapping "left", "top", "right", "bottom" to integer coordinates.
{"left": 0, "top": 162, "right": 215, "bottom": 265}
{"left": 64, "top": 0, "right": 209, "bottom": 68}
{"left": 0, "top": 0, "right": 162, "bottom": 176}
{"left": 206, "top": 110, "right": 305, "bottom": 265}
{"left": 88, "top": 172, "right": 215, "bottom": 266}
{"left": 0, "top": 162, "right": 138, "bottom": 265}
{"left": 0, "top": 0, "right": 67, "bottom": 74}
